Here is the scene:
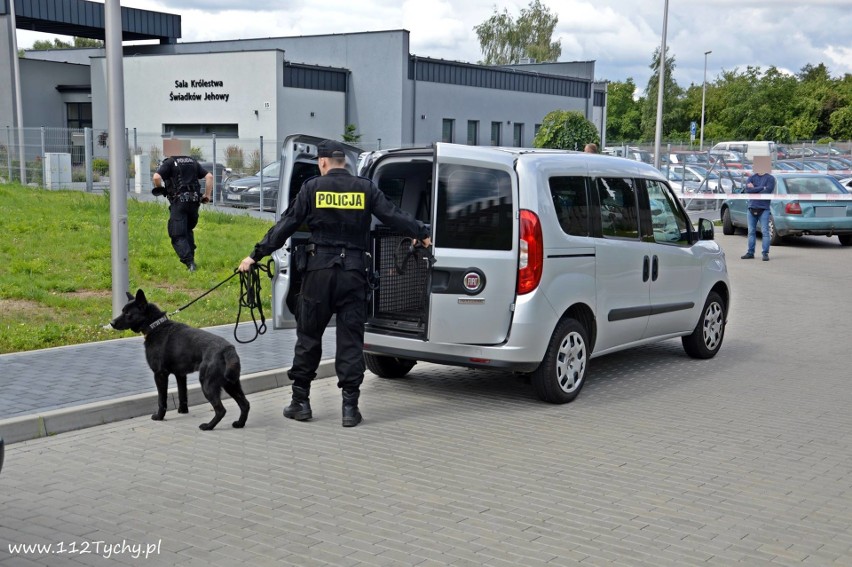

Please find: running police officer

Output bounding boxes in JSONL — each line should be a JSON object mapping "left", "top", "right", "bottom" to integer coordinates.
{"left": 153, "top": 154, "right": 214, "bottom": 272}
{"left": 238, "top": 139, "right": 430, "bottom": 427}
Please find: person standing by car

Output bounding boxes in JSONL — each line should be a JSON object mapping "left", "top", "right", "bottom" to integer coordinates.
{"left": 238, "top": 139, "right": 431, "bottom": 427}
{"left": 584, "top": 143, "right": 598, "bottom": 154}
{"left": 741, "top": 156, "right": 776, "bottom": 261}
{"left": 153, "top": 153, "right": 214, "bottom": 272}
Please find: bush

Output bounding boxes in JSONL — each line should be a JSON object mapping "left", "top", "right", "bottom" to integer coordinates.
{"left": 224, "top": 145, "right": 244, "bottom": 171}
{"left": 248, "top": 149, "right": 261, "bottom": 173}
{"left": 190, "top": 146, "right": 204, "bottom": 161}
{"left": 533, "top": 110, "right": 600, "bottom": 151}
{"left": 92, "top": 158, "right": 109, "bottom": 175}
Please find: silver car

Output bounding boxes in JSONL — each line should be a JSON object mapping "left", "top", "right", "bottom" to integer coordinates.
{"left": 271, "top": 136, "right": 731, "bottom": 404}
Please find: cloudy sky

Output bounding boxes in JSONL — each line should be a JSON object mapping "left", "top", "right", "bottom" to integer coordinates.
{"left": 16, "top": 0, "right": 852, "bottom": 92}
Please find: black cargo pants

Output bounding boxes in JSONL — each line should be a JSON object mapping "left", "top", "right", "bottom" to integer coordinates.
{"left": 167, "top": 201, "right": 200, "bottom": 265}
{"left": 288, "top": 265, "right": 369, "bottom": 392}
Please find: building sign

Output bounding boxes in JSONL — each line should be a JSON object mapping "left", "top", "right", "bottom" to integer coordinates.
{"left": 170, "top": 79, "right": 231, "bottom": 102}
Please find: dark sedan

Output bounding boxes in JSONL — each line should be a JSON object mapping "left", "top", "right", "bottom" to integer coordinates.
{"left": 223, "top": 161, "right": 280, "bottom": 211}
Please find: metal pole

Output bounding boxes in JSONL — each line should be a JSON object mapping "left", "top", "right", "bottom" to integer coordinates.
{"left": 212, "top": 133, "right": 217, "bottom": 203}
{"left": 259, "top": 136, "right": 264, "bottom": 212}
{"left": 8, "top": 0, "right": 25, "bottom": 184}
{"left": 40, "top": 127, "right": 45, "bottom": 187}
{"left": 700, "top": 50, "right": 711, "bottom": 151}
{"left": 652, "top": 0, "right": 669, "bottom": 170}
{"left": 84, "top": 127, "right": 93, "bottom": 192}
{"left": 6, "top": 126, "right": 11, "bottom": 181}
{"left": 105, "top": 0, "right": 129, "bottom": 317}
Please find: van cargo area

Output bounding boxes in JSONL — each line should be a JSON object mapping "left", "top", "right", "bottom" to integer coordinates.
{"left": 366, "top": 156, "right": 433, "bottom": 338}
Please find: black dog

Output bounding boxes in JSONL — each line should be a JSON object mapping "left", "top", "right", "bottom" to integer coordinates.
{"left": 111, "top": 290, "right": 249, "bottom": 430}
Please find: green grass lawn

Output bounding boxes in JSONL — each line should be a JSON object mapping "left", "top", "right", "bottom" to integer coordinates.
{"left": 0, "top": 183, "right": 275, "bottom": 354}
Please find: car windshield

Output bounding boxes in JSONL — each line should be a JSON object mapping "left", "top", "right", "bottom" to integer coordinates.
{"left": 783, "top": 177, "right": 846, "bottom": 194}
{"left": 255, "top": 161, "right": 280, "bottom": 178}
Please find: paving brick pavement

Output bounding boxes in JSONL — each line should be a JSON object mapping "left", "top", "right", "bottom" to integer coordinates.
{"left": 2, "top": 232, "right": 852, "bottom": 565}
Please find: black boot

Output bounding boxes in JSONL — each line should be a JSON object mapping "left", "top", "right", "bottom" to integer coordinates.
{"left": 283, "top": 385, "right": 312, "bottom": 421}
{"left": 342, "top": 390, "right": 362, "bottom": 428}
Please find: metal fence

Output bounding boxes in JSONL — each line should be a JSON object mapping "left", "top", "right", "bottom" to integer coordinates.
{"left": 0, "top": 127, "right": 286, "bottom": 207}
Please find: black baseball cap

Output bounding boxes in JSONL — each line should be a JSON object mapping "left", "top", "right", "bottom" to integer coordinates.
{"left": 317, "top": 140, "right": 346, "bottom": 158}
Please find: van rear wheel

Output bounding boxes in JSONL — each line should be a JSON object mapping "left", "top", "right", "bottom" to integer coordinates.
{"left": 531, "top": 318, "right": 588, "bottom": 404}
{"left": 364, "top": 353, "right": 416, "bottom": 378}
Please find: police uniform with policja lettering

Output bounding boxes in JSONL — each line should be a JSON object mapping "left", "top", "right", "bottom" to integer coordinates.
{"left": 248, "top": 141, "right": 429, "bottom": 425}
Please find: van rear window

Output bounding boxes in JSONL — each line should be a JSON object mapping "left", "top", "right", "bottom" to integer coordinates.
{"left": 436, "top": 164, "right": 513, "bottom": 250}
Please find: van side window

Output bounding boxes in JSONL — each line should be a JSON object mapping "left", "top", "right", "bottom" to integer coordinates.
{"left": 549, "top": 176, "right": 590, "bottom": 236}
{"left": 646, "top": 180, "right": 689, "bottom": 244}
{"left": 436, "top": 164, "right": 513, "bottom": 250}
{"left": 596, "top": 177, "right": 639, "bottom": 239}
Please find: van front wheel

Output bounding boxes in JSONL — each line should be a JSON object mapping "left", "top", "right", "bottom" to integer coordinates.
{"left": 682, "top": 291, "right": 726, "bottom": 359}
{"left": 364, "top": 353, "right": 416, "bottom": 378}
{"left": 531, "top": 318, "right": 589, "bottom": 404}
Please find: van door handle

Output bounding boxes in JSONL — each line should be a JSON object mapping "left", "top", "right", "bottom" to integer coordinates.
{"left": 652, "top": 255, "right": 659, "bottom": 281}
{"left": 642, "top": 256, "right": 650, "bottom": 282}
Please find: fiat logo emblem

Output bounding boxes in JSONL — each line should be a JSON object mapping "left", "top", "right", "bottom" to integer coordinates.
{"left": 463, "top": 272, "right": 482, "bottom": 293}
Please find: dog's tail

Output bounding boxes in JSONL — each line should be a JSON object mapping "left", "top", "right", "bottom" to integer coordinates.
{"left": 223, "top": 345, "right": 242, "bottom": 383}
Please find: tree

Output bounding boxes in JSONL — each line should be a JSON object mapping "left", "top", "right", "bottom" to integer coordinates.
{"left": 532, "top": 110, "right": 599, "bottom": 150}
{"left": 474, "top": 0, "right": 561, "bottom": 65}
{"left": 30, "top": 37, "right": 103, "bottom": 50}
{"left": 342, "top": 124, "right": 362, "bottom": 143}
{"left": 605, "top": 79, "right": 642, "bottom": 142}
{"left": 639, "top": 46, "right": 684, "bottom": 141}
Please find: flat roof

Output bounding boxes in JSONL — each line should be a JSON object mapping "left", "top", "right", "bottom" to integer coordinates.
{"left": 1, "top": 0, "right": 180, "bottom": 43}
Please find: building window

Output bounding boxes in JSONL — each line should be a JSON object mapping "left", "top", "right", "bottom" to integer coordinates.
{"left": 162, "top": 124, "right": 239, "bottom": 138}
{"left": 442, "top": 119, "right": 455, "bottom": 143}
{"left": 490, "top": 122, "right": 501, "bottom": 146}
{"left": 66, "top": 103, "right": 92, "bottom": 129}
{"left": 467, "top": 120, "right": 479, "bottom": 145}
{"left": 513, "top": 123, "right": 524, "bottom": 147}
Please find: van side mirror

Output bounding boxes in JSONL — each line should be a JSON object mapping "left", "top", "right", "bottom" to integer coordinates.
{"left": 697, "top": 218, "right": 715, "bottom": 241}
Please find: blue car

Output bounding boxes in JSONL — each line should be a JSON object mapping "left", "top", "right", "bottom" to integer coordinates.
{"left": 720, "top": 173, "right": 852, "bottom": 247}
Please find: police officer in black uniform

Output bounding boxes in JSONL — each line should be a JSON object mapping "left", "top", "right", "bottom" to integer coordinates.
{"left": 153, "top": 154, "right": 214, "bottom": 272}
{"left": 238, "top": 140, "right": 430, "bottom": 427}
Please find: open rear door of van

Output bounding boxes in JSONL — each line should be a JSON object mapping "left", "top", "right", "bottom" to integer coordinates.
{"left": 428, "top": 143, "right": 518, "bottom": 345}
{"left": 270, "top": 134, "right": 362, "bottom": 329}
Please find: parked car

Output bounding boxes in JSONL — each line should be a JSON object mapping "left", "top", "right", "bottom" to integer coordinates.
{"left": 709, "top": 150, "right": 750, "bottom": 169}
{"left": 223, "top": 161, "right": 282, "bottom": 211}
{"left": 720, "top": 173, "right": 852, "bottom": 246}
{"left": 199, "top": 161, "right": 233, "bottom": 198}
{"left": 270, "top": 134, "right": 730, "bottom": 405}
{"left": 666, "top": 164, "right": 736, "bottom": 192}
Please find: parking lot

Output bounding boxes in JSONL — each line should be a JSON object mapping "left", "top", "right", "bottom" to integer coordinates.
{"left": 2, "top": 230, "right": 852, "bottom": 566}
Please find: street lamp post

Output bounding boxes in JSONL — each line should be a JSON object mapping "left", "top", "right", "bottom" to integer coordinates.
{"left": 652, "top": 0, "right": 670, "bottom": 170}
{"left": 700, "top": 50, "right": 711, "bottom": 151}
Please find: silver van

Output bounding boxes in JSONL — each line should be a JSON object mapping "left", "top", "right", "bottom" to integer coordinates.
{"left": 271, "top": 135, "right": 731, "bottom": 403}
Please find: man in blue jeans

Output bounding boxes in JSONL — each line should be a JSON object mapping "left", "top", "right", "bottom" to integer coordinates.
{"left": 742, "top": 156, "right": 776, "bottom": 261}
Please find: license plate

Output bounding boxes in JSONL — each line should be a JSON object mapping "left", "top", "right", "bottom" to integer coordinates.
{"left": 226, "top": 194, "right": 241, "bottom": 201}
{"left": 814, "top": 206, "right": 845, "bottom": 218}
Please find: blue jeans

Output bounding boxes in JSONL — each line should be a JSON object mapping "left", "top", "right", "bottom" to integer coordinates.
{"left": 747, "top": 207, "right": 771, "bottom": 255}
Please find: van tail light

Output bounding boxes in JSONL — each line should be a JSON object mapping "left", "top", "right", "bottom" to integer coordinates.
{"left": 785, "top": 202, "right": 802, "bottom": 215}
{"left": 518, "top": 209, "right": 543, "bottom": 295}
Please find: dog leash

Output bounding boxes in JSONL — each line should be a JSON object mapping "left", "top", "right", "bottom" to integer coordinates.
{"left": 167, "top": 263, "right": 271, "bottom": 344}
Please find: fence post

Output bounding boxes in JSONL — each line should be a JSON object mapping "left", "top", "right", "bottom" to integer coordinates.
{"left": 40, "top": 127, "right": 46, "bottom": 188}
{"left": 212, "top": 133, "right": 217, "bottom": 203}
{"left": 259, "top": 135, "right": 264, "bottom": 212}
{"left": 84, "top": 127, "right": 93, "bottom": 192}
{"left": 124, "top": 128, "right": 130, "bottom": 193}
{"left": 5, "top": 126, "right": 11, "bottom": 182}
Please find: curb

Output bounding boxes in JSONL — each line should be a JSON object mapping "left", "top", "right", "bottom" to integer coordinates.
{"left": 0, "top": 360, "right": 336, "bottom": 445}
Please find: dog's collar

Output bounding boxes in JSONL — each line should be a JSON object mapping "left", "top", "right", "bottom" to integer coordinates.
{"left": 143, "top": 315, "right": 169, "bottom": 335}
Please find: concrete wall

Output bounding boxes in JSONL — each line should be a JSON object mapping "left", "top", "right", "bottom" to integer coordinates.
{"left": 20, "top": 59, "right": 90, "bottom": 129}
